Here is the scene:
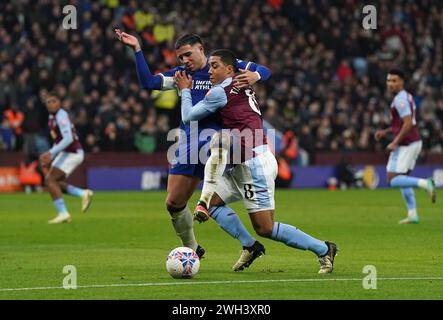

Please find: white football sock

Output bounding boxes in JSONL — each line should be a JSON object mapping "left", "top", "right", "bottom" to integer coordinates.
{"left": 417, "top": 179, "right": 428, "bottom": 189}
{"left": 200, "top": 147, "right": 228, "bottom": 206}
{"left": 171, "top": 206, "right": 198, "bottom": 250}
{"left": 408, "top": 209, "right": 418, "bottom": 219}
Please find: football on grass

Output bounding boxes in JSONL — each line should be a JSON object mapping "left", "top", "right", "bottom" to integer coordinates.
{"left": 166, "top": 247, "right": 200, "bottom": 279}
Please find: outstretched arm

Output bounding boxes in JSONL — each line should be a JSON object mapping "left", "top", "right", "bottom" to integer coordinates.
{"left": 115, "top": 27, "right": 170, "bottom": 90}
{"left": 134, "top": 51, "right": 163, "bottom": 89}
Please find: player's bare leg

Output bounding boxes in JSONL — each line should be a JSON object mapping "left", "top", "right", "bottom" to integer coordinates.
{"left": 45, "top": 167, "right": 71, "bottom": 224}
{"left": 59, "top": 181, "right": 94, "bottom": 213}
{"left": 194, "top": 132, "right": 230, "bottom": 222}
{"left": 166, "top": 174, "right": 203, "bottom": 255}
{"left": 249, "top": 209, "right": 338, "bottom": 274}
{"left": 45, "top": 167, "right": 65, "bottom": 200}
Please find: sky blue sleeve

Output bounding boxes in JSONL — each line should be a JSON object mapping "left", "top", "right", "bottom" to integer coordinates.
{"left": 181, "top": 86, "right": 227, "bottom": 124}
{"left": 394, "top": 94, "right": 412, "bottom": 118}
{"left": 237, "top": 59, "right": 271, "bottom": 81}
{"left": 49, "top": 111, "right": 74, "bottom": 158}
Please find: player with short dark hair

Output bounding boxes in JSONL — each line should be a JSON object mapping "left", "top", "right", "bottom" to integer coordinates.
{"left": 39, "top": 92, "right": 93, "bottom": 224}
{"left": 174, "top": 34, "right": 203, "bottom": 50}
{"left": 175, "top": 49, "right": 338, "bottom": 273}
{"left": 387, "top": 68, "right": 405, "bottom": 80}
{"left": 115, "top": 29, "right": 270, "bottom": 266}
{"left": 375, "top": 69, "right": 436, "bottom": 224}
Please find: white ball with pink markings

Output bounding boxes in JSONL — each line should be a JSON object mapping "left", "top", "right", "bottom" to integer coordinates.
{"left": 166, "top": 247, "right": 200, "bottom": 279}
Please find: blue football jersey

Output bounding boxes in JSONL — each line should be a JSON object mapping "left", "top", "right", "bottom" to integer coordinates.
{"left": 162, "top": 64, "right": 220, "bottom": 135}
{"left": 161, "top": 59, "right": 266, "bottom": 134}
{"left": 134, "top": 51, "right": 271, "bottom": 178}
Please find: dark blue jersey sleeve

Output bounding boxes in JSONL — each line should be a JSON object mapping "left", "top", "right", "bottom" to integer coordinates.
{"left": 161, "top": 67, "right": 181, "bottom": 77}
{"left": 134, "top": 51, "right": 163, "bottom": 89}
{"left": 237, "top": 59, "right": 271, "bottom": 81}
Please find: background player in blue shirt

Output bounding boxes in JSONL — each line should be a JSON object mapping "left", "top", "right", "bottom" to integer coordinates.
{"left": 115, "top": 29, "right": 271, "bottom": 266}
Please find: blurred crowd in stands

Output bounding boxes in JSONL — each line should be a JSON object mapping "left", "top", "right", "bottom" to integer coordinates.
{"left": 1, "top": 0, "right": 442, "bottom": 165}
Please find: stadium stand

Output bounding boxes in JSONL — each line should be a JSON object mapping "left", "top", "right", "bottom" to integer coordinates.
{"left": 0, "top": 0, "right": 442, "bottom": 164}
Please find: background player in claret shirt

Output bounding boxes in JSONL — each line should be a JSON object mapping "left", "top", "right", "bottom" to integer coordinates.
{"left": 375, "top": 69, "right": 436, "bottom": 224}
{"left": 39, "top": 93, "right": 94, "bottom": 224}
{"left": 115, "top": 30, "right": 270, "bottom": 263}
{"left": 175, "top": 50, "right": 338, "bottom": 274}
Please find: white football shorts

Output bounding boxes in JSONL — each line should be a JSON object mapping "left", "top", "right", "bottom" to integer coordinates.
{"left": 386, "top": 140, "right": 422, "bottom": 174}
{"left": 216, "top": 145, "right": 278, "bottom": 213}
{"left": 52, "top": 150, "right": 84, "bottom": 177}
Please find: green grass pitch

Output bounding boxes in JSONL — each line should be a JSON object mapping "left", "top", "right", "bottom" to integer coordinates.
{"left": 0, "top": 189, "right": 442, "bottom": 300}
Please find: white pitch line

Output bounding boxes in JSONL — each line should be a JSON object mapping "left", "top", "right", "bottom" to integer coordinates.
{"left": 1, "top": 277, "right": 443, "bottom": 292}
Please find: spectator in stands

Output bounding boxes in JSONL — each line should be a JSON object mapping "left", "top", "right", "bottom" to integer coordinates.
{"left": 22, "top": 97, "right": 42, "bottom": 157}
{"left": 0, "top": 0, "right": 441, "bottom": 163}
{"left": 0, "top": 117, "right": 14, "bottom": 151}
{"left": 135, "top": 112, "right": 157, "bottom": 153}
{"left": 4, "top": 104, "right": 24, "bottom": 151}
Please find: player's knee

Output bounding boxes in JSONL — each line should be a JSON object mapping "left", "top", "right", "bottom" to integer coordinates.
{"left": 165, "top": 198, "right": 186, "bottom": 215}
{"left": 387, "top": 174, "right": 396, "bottom": 185}
{"left": 44, "top": 175, "right": 55, "bottom": 187}
{"left": 255, "top": 225, "right": 273, "bottom": 238}
{"left": 209, "top": 193, "right": 225, "bottom": 207}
